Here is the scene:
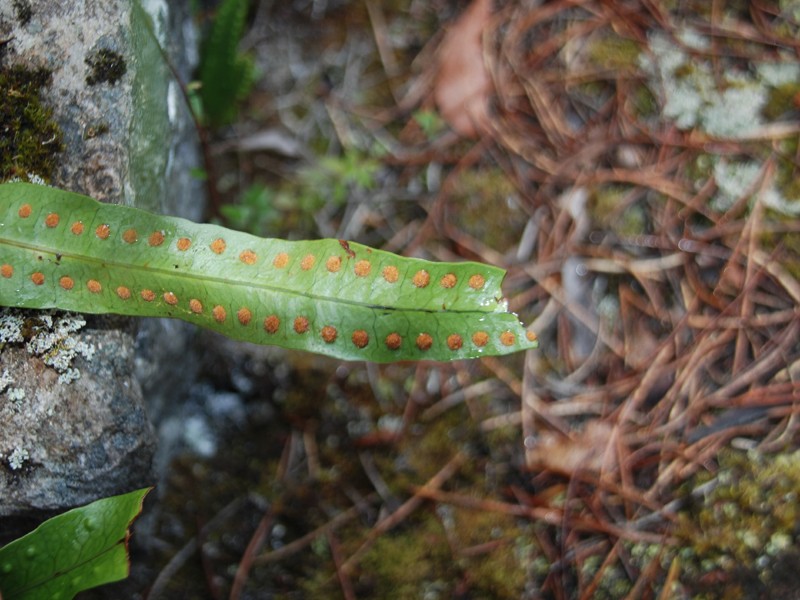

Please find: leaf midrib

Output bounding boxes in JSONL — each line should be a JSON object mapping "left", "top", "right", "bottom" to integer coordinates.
{"left": 1, "top": 237, "right": 489, "bottom": 315}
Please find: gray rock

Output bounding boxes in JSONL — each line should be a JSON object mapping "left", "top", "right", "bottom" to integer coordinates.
{"left": 0, "top": 316, "right": 151, "bottom": 516}
{"left": 0, "top": 0, "right": 203, "bottom": 525}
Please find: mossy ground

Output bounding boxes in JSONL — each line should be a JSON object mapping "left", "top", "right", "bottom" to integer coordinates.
{"left": 675, "top": 449, "right": 800, "bottom": 598}
{"left": 124, "top": 351, "right": 539, "bottom": 599}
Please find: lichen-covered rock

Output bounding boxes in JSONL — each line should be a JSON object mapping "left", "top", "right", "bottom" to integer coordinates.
{"left": 0, "top": 315, "right": 153, "bottom": 518}
{"left": 0, "top": 0, "right": 202, "bottom": 524}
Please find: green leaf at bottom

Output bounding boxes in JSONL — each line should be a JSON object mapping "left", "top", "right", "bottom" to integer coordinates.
{"left": 0, "top": 487, "right": 151, "bottom": 600}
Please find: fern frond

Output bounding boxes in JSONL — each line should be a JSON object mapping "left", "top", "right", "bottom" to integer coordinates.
{"left": 198, "top": 0, "right": 255, "bottom": 126}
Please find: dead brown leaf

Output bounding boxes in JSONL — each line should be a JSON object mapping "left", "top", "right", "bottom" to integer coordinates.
{"left": 528, "top": 420, "right": 617, "bottom": 476}
{"left": 434, "top": 0, "right": 493, "bottom": 137}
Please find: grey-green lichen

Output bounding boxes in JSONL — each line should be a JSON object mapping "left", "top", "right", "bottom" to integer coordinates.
{"left": 6, "top": 447, "right": 29, "bottom": 470}
{"left": 0, "top": 309, "right": 95, "bottom": 385}
{"left": 640, "top": 28, "right": 800, "bottom": 216}
{"left": 0, "top": 369, "right": 25, "bottom": 406}
{"left": 640, "top": 29, "right": 767, "bottom": 137}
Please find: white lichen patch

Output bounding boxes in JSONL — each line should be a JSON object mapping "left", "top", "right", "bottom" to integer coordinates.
{"left": 640, "top": 31, "right": 769, "bottom": 138}
{"left": 641, "top": 29, "right": 800, "bottom": 216}
{"left": 7, "top": 447, "right": 29, "bottom": 470}
{"left": 0, "top": 369, "right": 13, "bottom": 393}
{"left": 0, "top": 313, "right": 25, "bottom": 345}
{"left": 702, "top": 84, "right": 767, "bottom": 138}
{"left": 710, "top": 159, "right": 797, "bottom": 214}
{"left": 8, "top": 174, "right": 47, "bottom": 187}
{"left": 6, "top": 387, "right": 26, "bottom": 402}
{"left": 0, "top": 308, "right": 95, "bottom": 389}
{"left": 756, "top": 61, "right": 800, "bottom": 86}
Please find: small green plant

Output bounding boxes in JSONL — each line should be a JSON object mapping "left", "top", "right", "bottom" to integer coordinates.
{"left": 412, "top": 109, "right": 446, "bottom": 139}
{"left": 0, "top": 488, "right": 150, "bottom": 599}
{"left": 300, "top": 149, "right": 381, "bottom": 206}
{"left": 197, "top": 0, "right": 256, "bottom": 126}
{"left": 222, "top": 148, "right": 382, "bottom": 237}
{"left": 219, "top": 183, "right": 282, "bottom": 236}
{"left": 286, "top": 148, "right": 381, "bottom": 233}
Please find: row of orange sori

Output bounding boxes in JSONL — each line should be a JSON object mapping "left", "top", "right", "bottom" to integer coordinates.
{"left": 14, "top": 204, "right": 488, "bottom": 291}
{"left": 0, "top": 261, "right": 527, "bottom": 352}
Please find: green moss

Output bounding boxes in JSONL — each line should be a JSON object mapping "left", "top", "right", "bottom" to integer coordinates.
{"left": 351, "top": 506, "right": 533, "bottom": 598}
{"left": 589, "top": 185, "right": 647, "bottom": 236}
{"left": 586, "top": 33, "right": 641, "bottom": 70}
{"left": 686, "top": 153, "right": 715, "bottom": 191}
{"left": 763, "top": 81, "right": 800, "bottom": 120}
{"left": 406, "top": 407, "right": 478, "bottom": 482}
{"left": 451, "top": 168, "right": 525, "bottom": 253}
{"left": 676, "top": 448, "right": 800, "bottom": 595}
{"left": 358, "top": 514, "right": 452, "bottom": 597}
{"left": 759, "top": 150, "right": 800, "bottom": 279}
{"left": 760, "top": 216, "right": 800, "bottom": 279}
{"left": 83, "top": 122, "right": 110, "bottom": 140}
{"left": 449, "top": 509, "right": 532, "bottom": 598}
{"left": 85, "top": 49, "right": 127, "bottom": 85}
{"left": 572, "top": 540, "right": 669, "bottom": 598}
{"left": 672, "top": 62, "right": 696, "bottom": 80}
{"left": 778, "top": 173, "right": 800, "bottom": 202}
{"left": 0, "top": 65, "right": 64, "bottom": 181}
{"left": 629, "top": 82, "right": 659, "bottom": 119}
{"left": 774, "top": 137, "right": 800, "bottom": 205}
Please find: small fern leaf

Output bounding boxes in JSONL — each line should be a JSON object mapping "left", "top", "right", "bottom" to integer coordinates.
{"left": 199, "top": 0, "right": 254, "bottom": 126}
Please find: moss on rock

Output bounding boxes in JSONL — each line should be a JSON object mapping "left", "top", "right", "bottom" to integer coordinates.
{"left": 85, "top": 49, "right": 127, "bottom": 86}
{"left": 0, "top": 65, "right": 64, "bottom": 180}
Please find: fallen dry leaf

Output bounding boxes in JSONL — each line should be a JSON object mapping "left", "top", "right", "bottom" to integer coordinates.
{"left": 434, "top": 0, "right": 493, "bottom": 137}
{"left": 528, "top": 420, "right": 617, "bottom": 476}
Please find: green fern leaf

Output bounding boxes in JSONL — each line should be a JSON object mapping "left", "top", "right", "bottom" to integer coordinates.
{"left": 0, "top": 488, "right": 151, "bottom": 599}
{"left": 0, "top": 182, "right": 537, "bottom": 362}
{"left": 198, "top": 0, "right": 255, "bottom": 126}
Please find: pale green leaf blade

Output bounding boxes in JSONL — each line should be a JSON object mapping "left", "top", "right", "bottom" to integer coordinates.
{"left": 0, "top": 182, "right": 538, "bottom": 362}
